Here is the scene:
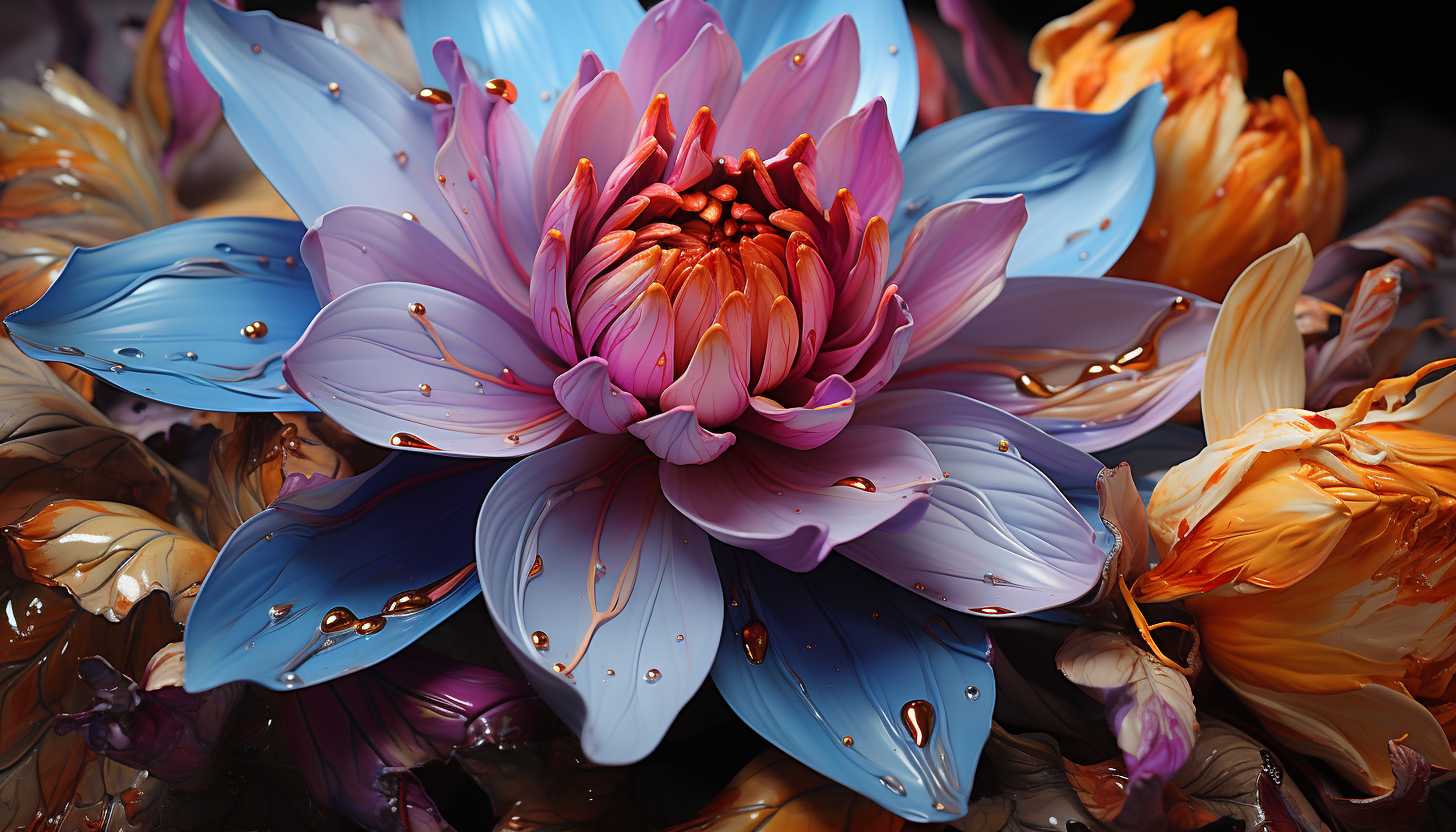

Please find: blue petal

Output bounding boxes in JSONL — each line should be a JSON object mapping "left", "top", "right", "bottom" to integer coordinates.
{"left": 895, "top": 84, "right": 1166, "bottom": 277}
{"left": 711, "top": 544, "right": 995, "bottom": 823}
{"left": 5, "top": 217, "right": 317, "bottom": 412}
{"left": 709, "top": 0, "right": 917, "bottom": 147}
{"left": 476, "top": 434, "right": 723, "bottom": 765}
{"left": 185, "top": 1, "right": 467, "bottom": 253}
{"left": 182, "top": 452, "right": 508, "bottom": 693}
{"left": 401, "top": 0, "right": 643, "bottom": 138}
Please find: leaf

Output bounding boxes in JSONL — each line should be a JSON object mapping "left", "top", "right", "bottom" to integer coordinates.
{"left": 183, "top": 451, "right": 507, "bottom": 692}
{"left": 711, "top": 546, "right": 995, "bottom": 823}
{"left": 5, "top": 216, "right": 320, "bottom": 412}
{"left": 5, "top": 498, "right": 217, "bottom": 624}
{"left": 663, "top": 749, "right": 906, "bottom": 832}
{"left": 1320, "top": 741, "right": 1431, "bottom": 831}
{"left": 0, "top": 570, "right": 180, "bottom": 831}
{"left": 1201, "top": 235, "right": 1312, "bottom": 443}
{"left": 1171, "top": 718, "right": 1329, "bottom": 832}
{"left": 980, "top": 725, "right": 1108, "bottom": 832}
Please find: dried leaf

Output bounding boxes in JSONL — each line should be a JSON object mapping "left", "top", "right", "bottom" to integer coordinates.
{"left": 1171, "top": 718, "right": 1329, "bottom": 832}
{"left": 6, "top": 499, "right": 217, "bottom": 624}
{"left": 981, "top": 725, "right": 1108, "bottom": 832}
{"left": 662, "top": 750, "right": 905, "bottom": 832}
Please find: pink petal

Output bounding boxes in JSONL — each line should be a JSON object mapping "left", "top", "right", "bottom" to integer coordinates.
{"left": 671, "top": 264, "right": 722, "bottom": 374}
{"left": 531, "top": 54, "right": 635, "bottom": 226}
{"left": 629, "top": 405, "right": 737, "bottom": 465}
{"left": 814, "top": 283, "right": 900, "bottom": 379}
{"left": 814, "top": 99, "right": 903, "bottom": 227}
{"left": 571, "top": 230, "right": 636, "bottom": 309}
{"left": 826, "top": 217, "right": 890, "bottom": 349}
{"left": 590, "top": 131, "right": 669, "bottom": 235}
{"left": 1307, "top": 260, "right": 1404, "bottom": 408}
{"left": 600, "top": 283, "right": 675, "bottom": 401}
{"left": 658, "top": 426, "right": 942, "bottom": 571}
{"left": 716, "top": 15, "right": 860, "bottom": 158}
{"left": 531, "top": 160, "right": 596, "bottom": 364}
{"left": 665, "top": 106, "right": 719, "bottom": 192}
{"left": 617, "top": 0, "right": 728, "bottom": 113}
{"left": 893, "top": 196, "right": 1024, "bottom": 361}
{"left": 785, "top": 238, "right": 834, "bottom": 382}
{"left": 845, "top": 290, "right": 913, "bottom": 400}
{"left": 755, "top": 296, "right": 800, "bottom": 395}
{"left": 554, "top": 356, "right": 647, "bottom": 434}
{"left": 660, "top": 324, "right": 749, "bottom": 427}
{"left": 653, "top": 24, "right": 742, "bottom": 154}
{"left": 735, "top": 374, "right": 855, "bottom": 450}
{"left": 577, "top": 246, "right": 664, "bottom": 353}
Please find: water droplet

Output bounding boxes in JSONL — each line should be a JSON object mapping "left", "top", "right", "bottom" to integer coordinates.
{"left": 390, "top": 433, "right": 440, "bottom": 450}
{"left": 474, "top": 381, "right": 485, "bottom": 392}
{"left": 57, "top": 345, "right": 84, "bottom": 356}
{"left": 913, "top": 583, "right": 926, "bottom": 591}
{"left": 539, "top": 90, "right": 551, "bottom": 101}
{"left": 965, "top": 685, "right": 980, "bottom": 700}
{"left": 871, "top": 612, "right": 880, "bottom": 619}
{"left": 252, "top": 44, "right": 261, "bottom": 53}
{"left": 394, "top": 151, "right": 408, "bottom": 166}
{"left": 354, "top": 615, "right": 386, "bottom": 635}
{"left": 484, "top": 78, "right": 518, "bottom": 104}
{"left": 415, "top": 87, "right": 452, "bottom": 106}
{"left": 552, "top": 662, "right": 566, "bottom": 673}
{"left": 741, "top": 620, "right": 769, "bottom": 664}
{"left": 165, "top": 351, "right": 198, "bottom": 361}
{"left": 285, "top": 256, "right": 296, "bottom": 267}
{"left": 1079, "top": 251, "right": 1089, "bottom": 260}
{"left": 277, "top": 671, "right": 302, "bottom": 687}
{"left": 327, "top": 81, "right": 341, "bottom": 97}
{"left": 831, "top": 476, "right": 875, "bottom": 492}
{"left": 901, "top": 700, "right": 935, "bottom": 747}
{"left": 879, "top": 775, "right": 906, "bottom": 796}
{"left": 382, "top": 590, "right": 433, "bottom": 615}
{"left": 998, "top": 439, "right": 1010, "bottom": 452}
{"left": 359, "top": 245, "right": 368, "bottom": 254}
{"left": 401, "top": 211, "right": 419, "bottom": 223}
{"left": 842, "top": 736, "right": 854, "bottom": 746}
{"left": 791, "top": 53, "right": 805, "bottom": 66}
{"left": 418, "top": 383, "right": 432, "bottom": 396}
{"left": 408, "top": 302, "right": 426, "bottom": 315}
{"left": 242, "top": 321, "right": 268, "bottom": 338}
{"left": 606, "top": 669, "right": 615, "bottom": 675}
{"left": 320, "top": 607, "right": 357, "bottom": 634}
{"left": 114, "top": 347, "right": 144, "bottom": 358}
{"left": 437, "top": 174, "right": 447, "bottom": 184}
{"left": 268, "top": 603, "right": 294, "bottom": 620}
{"left": 888, "top": 44, "right": 899, "bottom": 54}
{"left": 675, "top": 634, "right": 684, "bottom": 642}
{"left": 531, "top": 631, "right": 550, "bottom": 651}
{"left": 644, "top": 668, "right": 662, "bottom": 682}
{"left": 1100, "top": 218, "right": 1112, "bottom": 230}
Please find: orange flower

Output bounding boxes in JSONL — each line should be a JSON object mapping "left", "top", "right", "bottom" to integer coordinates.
{"left": 1030, "top": 0, "right": 1346, "bottom": 301}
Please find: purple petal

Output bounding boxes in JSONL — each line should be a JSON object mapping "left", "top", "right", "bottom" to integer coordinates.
{"left": 934, "top": 0, "right": 1035, "bottom": 108}
{"left": 532, "top": 54, "right": 635, "bottom": 225}
{"left": 892, "top": 196, "right": 1024, "bottom": 361}
{"left": 716, "top": 15, "right": 859, "bottom": 157}
{"left": 283, "top": 282, "right": 573, "bottom": 457}
{"left": 893, "top": 276, "right": 1218, "bottom": 452}
{"left": 281, "top": 647, "right": 551, "bottom": 831}
{"left": 814, "top": 98, "right": 902, "bottom": 225}
{"left": 734, "top": 375, "right": 855, "bottom": 450}
{"left": 554, "top": 356, "right": 647, "bottom": 434}
{"left": 651, "top": 23, "right": 742, "bottom": 158}
{"left": 844, "top": 389, "right": 1115, "bottom": 614}
{"left": 159, "top": 0, "right": 226, "bottom": 176}
{"left": 629, "top": 405, "right": 737, "bottom": 464}
{"left": 475, "top": 434, "right": 723, "bottom": 765}
{"left": 659, "top": 426, "right": 941, "bottom": 571}
{"left": 1306, "top": 260, "right": 1404, "bottom": 408}
{"left": 277, "top": 471, "right": 334, "bottom": 498}
{"left": 530, "top": 162, "right": 595, "bottom": 365}
{"left": 617, "top": 0, "right": 728, "bottom": 112}
{"left": 1304, "top": 196, "right": 1456, "bottom": 302}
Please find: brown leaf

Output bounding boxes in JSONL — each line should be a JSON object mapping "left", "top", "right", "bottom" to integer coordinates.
{"left": 203, "top": 414, "right": 352, "bottom": 548}
{"left": 6, "top": 499, "right": 217, "bottom": 623}
{"left": 1170, "top": 718, "right": 1329, "bottom": 832}
{"left": 1318, "top": 740, "right": 1430, "bottom": 831}
{"left": 0, "top": 230, "right": 69, "bottom": 319}
{"left": 982, "top": 725, "right": 1109, "bottom": 832}
{"left": 0, "top": 569, "right": 180, "bottom": 830}
{"left": 663, "top": 750, "right": 905, "bottom": 832}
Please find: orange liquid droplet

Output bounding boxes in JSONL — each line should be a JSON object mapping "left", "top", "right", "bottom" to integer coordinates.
{"left": 531, "top": 631, "right": 550, "bottom": 651}
{"left": 901, "top": 700, "right": 935, "bottom": 748}
{"left": 832, "top": 476, "right": 876, "bottom": 492}
{"left": 242, "top": 321, "right": 268, "bottom": 338}
{"left": 354, "top": 615, "right": 386, "bottom": 635}
{"left": 741, "top": 619, "right": 769, "bottom": 664}
{"left": 390, "top": 433, "right": 440, "bottom": 450}
{"left": 484, "top": 78, "right": 518, "bottom": 104}
{"left": 415, "top": 87, "right": 452, "bottom": 106}
{"left": 320, "top": 607, "right": 357, "bottom": 634}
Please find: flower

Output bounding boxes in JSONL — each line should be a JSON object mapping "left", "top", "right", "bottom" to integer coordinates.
{"left": 1030, "top": 0, "right": 1347, "bottom": 301}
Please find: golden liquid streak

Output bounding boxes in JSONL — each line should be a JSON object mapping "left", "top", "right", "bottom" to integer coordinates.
{"left": 410, "top": 311, "right": 555, "bottom": 395}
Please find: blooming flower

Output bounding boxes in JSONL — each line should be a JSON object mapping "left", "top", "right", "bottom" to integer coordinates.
{"left": 1030, "top": 0, "right": 1347, "bottom": 301}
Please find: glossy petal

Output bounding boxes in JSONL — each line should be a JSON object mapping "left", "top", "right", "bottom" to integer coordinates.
{"left": 844, "top": 389, "right": 1118, "bottom": 615}
{"left": 600, "top": 282, "right": 674, "bottom": 401}
{"left": 283, "top": 282, "right": 572, "bottom": 458}
{"left": 894, "top": 84, "right": 1165, "bottom": 277}
{"left": 815, "top": 99, "right": 903, "bottom": 226}
{"left": 1304, "top": 196, "right": 1456, "bottom": 302}
{"left": 5, "top": 217, "right": 317, "bottom": 412}
{"left": 182, "top": 452, "right": 508, "bottom": 692}
{"left": 716, "top": 15, "right": 860, "bottom": 158}
{"left": 892, "top": 196, "right": 1023, "bottom": 361}
{"left": 709, "top": 0, "right": 917, "bottom": 147}
{"left": 736, "top": 375, "right": 855, "bottom": 450}
{"left": 185, "top": 2, "right": 467, "bottom": 256}
{"left": 476, "top": 434, "right": 722, "bottom": 765}
{"left": 628, "top": 405, "right": 737, "bottom": 465}
{"left": 401, "top": 0, "right": 642, "bottom": 137}
{"left": 934, "top": 0, "right": 1035, "bottom": 108}
{"left": 660, "top": 426, "right": 941, "bottom": 571}
{"left": 617, "top": 0, "right": 728, "bottom": 112}
{"left": 651, "top": 22, "right": 742, "bottom": 148}
{"left": 893, "top": 275, "right": 1218, "bottom": 451}
{"left": 1202, "top": 235, "right": 1311, "bottom": 443}
{"left": 531, "top": 64, "right": 634, "bottom": 228}
{"left": 711, "top": 546, "right": 994, "bottom": 823}
{"left": 553, "top": 356, "right": 646, "bottom": 434}
{"left": 1306, "top": 260, "right": 1402, "bottom": 409}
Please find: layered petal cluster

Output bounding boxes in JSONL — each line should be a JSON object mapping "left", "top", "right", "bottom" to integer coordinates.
{"left": 1135, "top": 361, "right": 1456, "bottom": 792}
{"left": 1031, "top": 0, "right": 1346, "bottom": 301}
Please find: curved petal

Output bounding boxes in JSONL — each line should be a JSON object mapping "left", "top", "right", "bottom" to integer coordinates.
{"left": 892, "top": 275, "right": 1218, "bottom": 451}
{"left": 5, "top": 217, "right": 317, "bottom": 412}
{"left": 651, "top": 22, "right": 742, "bottom": 149}
{"left": 617, "top": 0, "right": 728, "bottom": 111}
{"left": 892, "top": 196, "right": 1024, "bottom": 361}
{"left": 185, "top": 2, "right": 467, "bottom": 257}
{"left": 401, "top": 0, "right": 642, "bottom": 137}
{"left": 476, "top": 434, "right": 723, "bottom": 765}
{"left": 283, "top": 282, "right": 573, "bottom": 457}
{"left": 716, "top": 15, "right": 860, "bottom": 158}
{"left": 182, "top": 452, "right": 508, "bottom": 692}
{"left": 1093, "top": 422, "right": 1208, "bottom": 504}
{"left": 530, "top": 61, "right": 635, "bottom": 227}
{"left": 735, "top": 375, "right": 855, "bottom": 450}
{"left": 628, "top": 405, "right": 737, "bottom": 465}
{"left": 553, "top": 356, "right": 646, "bottom": 434}
{"left": 844, "top": 389, "right": 1119, "bottom": 615}
{"left": 894, "top": 84, "right": 1166, "bottom": 277}
{"left": 709, "top": 0, "right": 917, "bottom": 147}
{"left": 659, "top": 426, "right": 941, "bottom": 571}
{"left": 711, "top": 546, "right": 994, "bottom": 823}
{"left": 815, "top": 98, "right": 902, "bottom": 225}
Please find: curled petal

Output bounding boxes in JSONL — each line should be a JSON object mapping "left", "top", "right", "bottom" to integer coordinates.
{"left": 1305, "top": 196, "right": 1456, "bottom": 302}
{"left": 553, "top": 356, "right": 646, "bottom": 434}
{"left": 617, "top": 0, "right": 728, "bottom": 112}
{"left": 736, "top": 375, "right": 855, "bottom": 450}
{"left": 815, "top": 98, "right": 903, "bottom": 226}
{"left": 600, "top": 282, "right": 675, "bottom": 401}
{"left": 660, "top": 324, "right": 750, "bottom": 427}
{"left": 651, "top": 22, "right": 742, "bottom": 152}
{"left": 629, "top": 405, "right": 737, "bottom": 465}
{"left": 659, "top": 426, "right": 942, "bottom": 571}
{"left": 1306, "top": 260, "right": 1403, "bottom": 409}
{"left": 531, "top": 58, "right": 635, "bottom": 225}
{"left": 476, "top": 434, "right": 723, "bottom": 765}
{"left": 284, "top": 283, "right": 572, "bottom": 458}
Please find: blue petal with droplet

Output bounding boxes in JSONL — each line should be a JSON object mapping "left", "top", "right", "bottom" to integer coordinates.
{"left": 183, "top": 452, "right": 508, "bottom": 693}
{"left": 711, "top": 544, "right": 995, "bottom": 823}
{"left": 5, "top": 217, "right": 317, "bottom": 412}
{"left": 709, "top": 0, "right": 917, "bottom": 147}
{"left": 401, "top": 0, "right": 643, "bottom": 138}
{"left": 894, "top": 84, "right": 1166, "bottom": 277}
